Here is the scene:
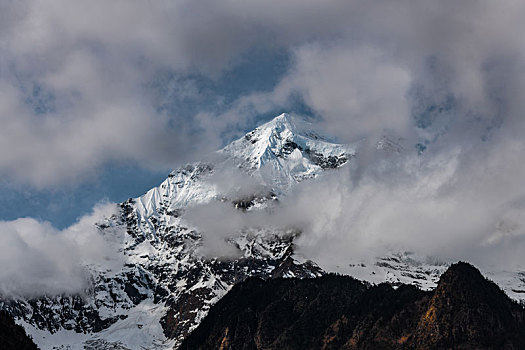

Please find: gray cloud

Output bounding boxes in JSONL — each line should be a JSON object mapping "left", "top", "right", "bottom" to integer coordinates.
{"left": 200, "top": 0, "right": 525, "bottom": 149}
{"left": 276, "top": 44, "right": 413, "bottom": 142}
{"left": 0, "top": 0, "right": 363, "bottom": 187}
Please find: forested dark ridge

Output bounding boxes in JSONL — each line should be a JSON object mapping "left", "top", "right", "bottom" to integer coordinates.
{"left": 0, "top": 310, "right": 39, "bottom": 350}
{"left": 180, "top": 262, "right": 525, "bottom": 350}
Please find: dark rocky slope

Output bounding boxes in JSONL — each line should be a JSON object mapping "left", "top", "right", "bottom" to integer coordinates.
{"left": 0, "top": 310, "right": 39, "bottom": 350}
{"left": 411, "top": 262, "right": 525, "bottom": 349}
{"left": 179, "top": 262, "right": 525, "bottom": 350}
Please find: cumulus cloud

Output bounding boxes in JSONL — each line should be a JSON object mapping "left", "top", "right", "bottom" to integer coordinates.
{"left": 276, "top": 45, "right": 412, "bottom": 142}
{"left": 0, "top": 202, "right": 123, "bottom": 298}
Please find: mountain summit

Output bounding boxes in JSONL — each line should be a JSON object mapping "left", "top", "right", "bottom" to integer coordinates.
{"left": 222, "top": 113, "right": 354, "bottom": 188}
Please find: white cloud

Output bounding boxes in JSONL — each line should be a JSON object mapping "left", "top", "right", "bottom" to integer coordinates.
{"left": 277, "top": 45, "right": 412, "bottom": 141}
{"left": 0, "top": 202, "right": 123, "bottom": 298}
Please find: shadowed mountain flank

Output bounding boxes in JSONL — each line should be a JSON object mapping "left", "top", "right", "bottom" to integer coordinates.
{"left": 180, "top": 262, "right": 525, "bottom": 350}
{"left": 412, "top": 262, "right": 525, "bottom": 349}
{"left": 0, "top": 310, "right": 39, "bottom": 350}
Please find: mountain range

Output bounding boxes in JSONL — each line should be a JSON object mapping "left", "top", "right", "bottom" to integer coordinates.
{"left": 1, "top": 113, "right": 525, "bottom": 349}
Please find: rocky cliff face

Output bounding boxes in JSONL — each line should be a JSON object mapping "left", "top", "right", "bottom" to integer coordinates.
{"left": 180, "top": 262, "right": 525, "bottom": 350}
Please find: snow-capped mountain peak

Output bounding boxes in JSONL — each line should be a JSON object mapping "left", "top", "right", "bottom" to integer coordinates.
{"left": 132, "top": 113, "right": 355, "bottom": 238}
{"left": 221, "top": 113, "right": 355, "bottom": 189}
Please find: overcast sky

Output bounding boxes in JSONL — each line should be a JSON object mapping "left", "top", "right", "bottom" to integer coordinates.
{"left": 3, "top": 0, "right": 525, "bottom": 295}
